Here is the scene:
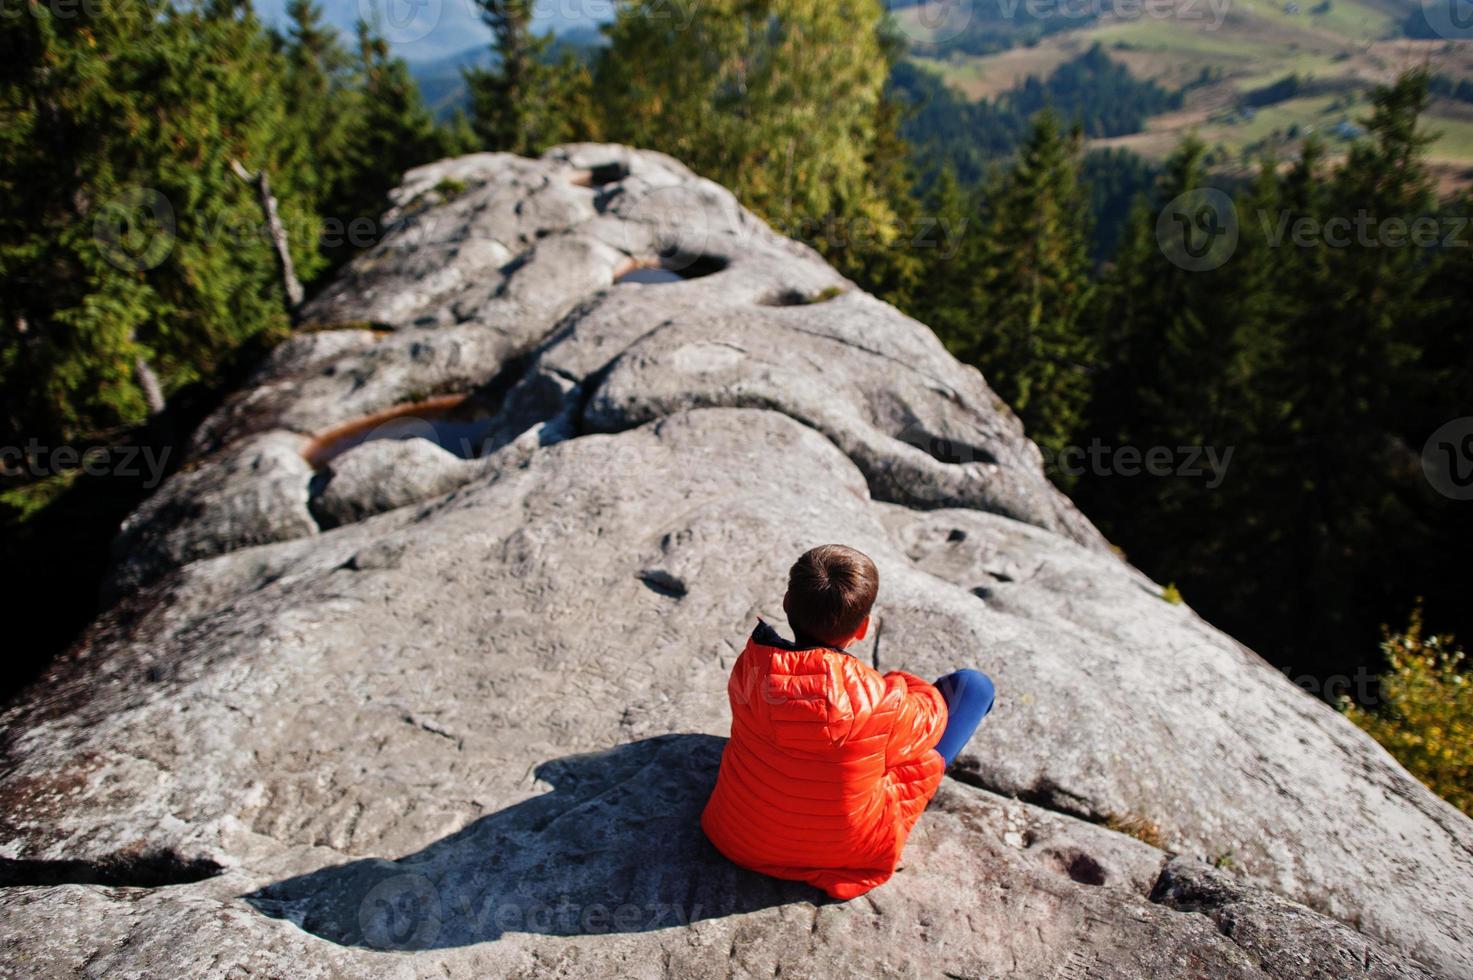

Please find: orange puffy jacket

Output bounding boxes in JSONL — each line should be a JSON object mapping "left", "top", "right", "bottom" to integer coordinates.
{"left": 701, "top": 620, "right": 948, "bottom": 899}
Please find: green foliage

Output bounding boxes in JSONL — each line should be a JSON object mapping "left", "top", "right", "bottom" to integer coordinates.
{"left": 921, "top": 112, "right": 1096, "bottom": 459}
{"left": 592, "top": 0, "right": 923, "bottom": 303}
{"left": 1073, "top": 68, "right": 1472, "bottom": 688}
{"left": 1161, "top": 584, "right": 1184, "bottom": 605}
{"left": 0, "top": 0, "right": 454, "bottom": 444}
{"left": 1079, "top": 149, "right": 1157, "bottom": 261}
{"left": 1243, "top": 73, "right": 1304, "bottom": 108}
{"left": 1344, "top": 607, "right": 1472, "bottom": 816}
{"left": 596, "top": 0, "right": 893, "bottom": 239}
{"left": 890, "top": 46, "right": 1179, "bottom": 188}
{"left": 434, "top": 178, "right": 468, "bottom": 200}
{"left": 278, "top": 0, "right": 356, "bottom": 219}
{"left": 904, "top": 0, "right": 1095, "bottom": 57}
{"left": 277, "top": 5, "right": 450, "bottom": 259}
{"left": 1003, "top": 45, "right": 1182, "bottom": 139}
{"left": 0, "top": 0, "right": 315, "bottom": 443}
{"left": 0, "top": 469, "right": 78, "bottom": 523}
{"left": 976, "top": 112, "right": 1095, "bottom": 458}
{"left": 336, "top": 22, "right": 448, "bottom": 236}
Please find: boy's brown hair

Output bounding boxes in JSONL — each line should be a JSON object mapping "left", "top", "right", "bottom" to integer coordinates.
{"left": 785, "top": 544, "right": 879, "bottom": 645}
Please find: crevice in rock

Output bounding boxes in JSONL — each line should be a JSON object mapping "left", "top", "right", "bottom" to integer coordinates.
{"left": 569, "top": 162, "right": 630, "bottom": 188}
{"left": 896, "top": 426, "right": 1000, "bottom": 468}
{"left": 0, "top": 852, "right": 223, "bottom": 888}
{"left": 639, "top": 568, "right": 687, "bottom": 598}
{"left": 567, "top": 319, "right": 680, "bottom": 440}
{"left": 774, "top": 321, "right": 963, "bottom": 402}
{"left": 759, "top": 286, "right": 845, "bottom": 307}
{"left": 614, "top": 252, "right": 728, "bottom": 285}
{"left": 945, "top": 766, "right": 1104, "bottom": 827}
{"left": 297, "top": 319, "right": 396, "bottom": 336}
{"left": 1146, "top": 863, "right": 1277, "bottom": 974}
{"left": 579, "top": 386, "right": 1030, "bottom": 531}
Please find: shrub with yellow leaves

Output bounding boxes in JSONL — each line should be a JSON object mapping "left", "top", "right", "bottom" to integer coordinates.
{"left": 1343, "top": 604, "right": 1472, "bottom": 817}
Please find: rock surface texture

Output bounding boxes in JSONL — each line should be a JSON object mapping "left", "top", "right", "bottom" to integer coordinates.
{"left": 2, "top": 146, "right": 1468, "bottom": 978}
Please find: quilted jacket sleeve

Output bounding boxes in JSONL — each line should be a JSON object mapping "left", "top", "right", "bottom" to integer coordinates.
{"left": 883, "top": 670, "right": 947, "bottom": 768}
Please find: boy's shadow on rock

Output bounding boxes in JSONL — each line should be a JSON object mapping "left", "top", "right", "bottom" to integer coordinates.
{"left": 246, "top": 734, "right": 823, "bottom": 950}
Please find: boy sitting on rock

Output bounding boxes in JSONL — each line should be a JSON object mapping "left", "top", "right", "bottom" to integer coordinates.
{"left": 701, "top": 544, "right": 995, "bottom": 898}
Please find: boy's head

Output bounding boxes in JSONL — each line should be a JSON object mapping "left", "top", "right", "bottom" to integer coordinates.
{"left": 782, "top": 544, "right": 878, "bottom": 649}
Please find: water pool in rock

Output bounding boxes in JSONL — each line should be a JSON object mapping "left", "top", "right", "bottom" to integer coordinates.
{"left": 303, "top": 395, "right": 499, "bottom": 468}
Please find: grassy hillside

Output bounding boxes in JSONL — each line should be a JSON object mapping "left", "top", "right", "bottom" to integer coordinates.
{"left": 898, "top": 0, "right": 1473, "bottom": 188}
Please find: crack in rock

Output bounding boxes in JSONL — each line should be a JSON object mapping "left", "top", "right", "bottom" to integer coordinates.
{"left": 0, "top": 853, "right": 223, "bottom": 889}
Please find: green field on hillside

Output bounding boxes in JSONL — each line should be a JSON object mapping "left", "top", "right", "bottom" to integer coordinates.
{"left": 898, "top": 0, "right": 1473, "bottom": 180}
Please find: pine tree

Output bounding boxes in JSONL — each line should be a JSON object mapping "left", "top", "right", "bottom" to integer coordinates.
{"left": 1257, "top": 71, "right": 1441, "bottom": 658}
{"left": 332, "top": 21, "right": 445, "bottom": 243}
{"left": 278, "top": 0, "right": 356, "bottom": 218}
{"left": 908, "top": 163, "right": 979, "bottom": 345}
{"left": 1088, "top": 137, "right": 1271, "bottom": 458}
{"left": 1075, "top": 134, "right": 1277, "bottom": 622}
{"left": 465, "top": 0, "right": 595, "bottom": 153}
{"left": 959, "top": 111, "right": 1095, "bottom": 459}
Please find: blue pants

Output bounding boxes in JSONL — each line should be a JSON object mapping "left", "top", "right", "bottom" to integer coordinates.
{"left": 932, "top": 669, "right": 996, "bottom": 767}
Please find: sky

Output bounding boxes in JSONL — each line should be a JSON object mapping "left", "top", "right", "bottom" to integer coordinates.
{"left": 253, "top": 0, "right": 612, "bottom": 62}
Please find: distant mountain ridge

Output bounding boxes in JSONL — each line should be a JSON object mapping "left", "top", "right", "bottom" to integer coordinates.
{"left": 254, "top": 0, "right": 602, "bottom": 60}
{"left": 408, "top": 26, "right": 607, "bottom": 119}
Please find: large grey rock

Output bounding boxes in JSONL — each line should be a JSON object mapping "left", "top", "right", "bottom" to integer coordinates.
{"left": 310, "top": 437, "right": 478, "bottom": 529}
{"left": 106, "top": 430, "right": 318, "bottom": 596}
{"left": 2, "top": 147, "right": 1467, "bottom": 978}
